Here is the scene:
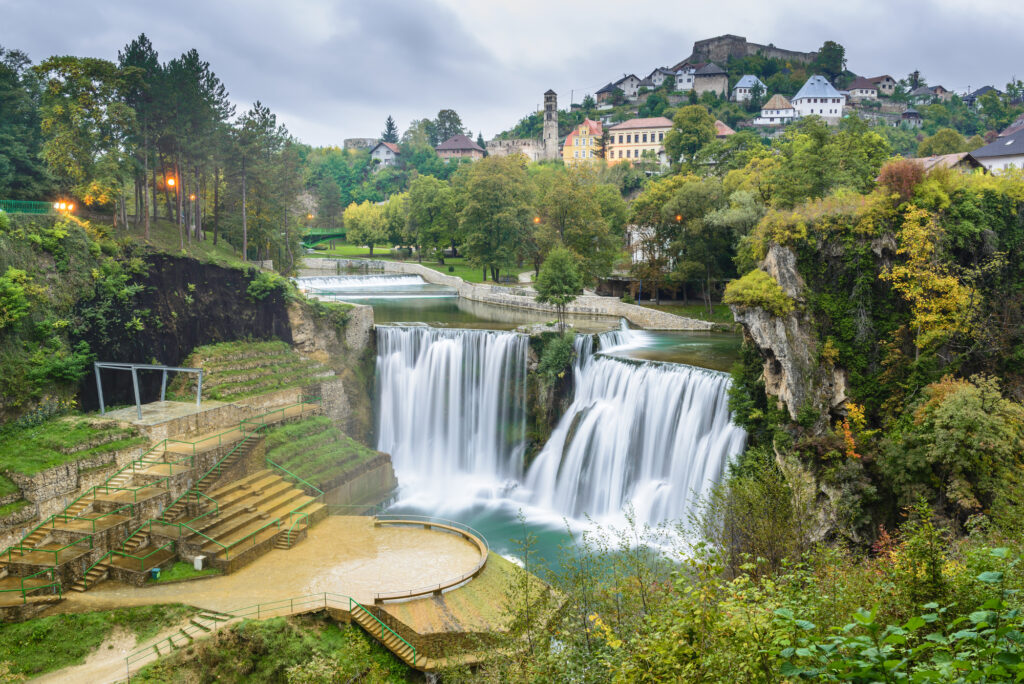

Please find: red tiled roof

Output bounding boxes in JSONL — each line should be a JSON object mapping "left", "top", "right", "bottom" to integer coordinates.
{"left": 380, "top": 142, "right": 400, "bottom": 154}
{"left": 714, "top": 120, "right": 735, "bottom": 137}
{"left": 608, "top": 116, "right": 673, "bottom": 131}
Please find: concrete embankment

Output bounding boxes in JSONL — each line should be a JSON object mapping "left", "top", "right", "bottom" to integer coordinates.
{"left": 302, "top": 258, "right": 715, "bottom": 331}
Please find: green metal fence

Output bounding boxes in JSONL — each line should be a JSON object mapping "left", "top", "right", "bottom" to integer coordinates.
{"left": 0, "top": 200, "right": 56, "bottom": 215}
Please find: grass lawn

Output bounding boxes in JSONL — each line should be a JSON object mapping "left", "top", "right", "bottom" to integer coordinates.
{"left": 111, "top": 217, "right": 250, "bottom": 269}
{"left": 0, "top": 499, "right": 30, "bottom": 517}
{"left": 639, "top": 301, "right": 738, "bottom": 326}
{"left": 149, "top": 561, "right": 221, "bottom": 583}
{"left": 0, "top": 604, "right": 195, "bottom": 677}
{"left": 0, "top": 416, "right": 146, "bottom": 476}
{"left": 307, "top": 241, "right": 529, "bottom": 285}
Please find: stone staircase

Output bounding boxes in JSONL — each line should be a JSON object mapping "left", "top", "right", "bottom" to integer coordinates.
{"left": 150, "top": 611, "right": 235, "bottom": 657}
{"left": 351, "top": 606, "right": 429, "bottom": 670}
{"left": 274, "top": 522, "right": 306, "bottom": 550}
{"left": 70, "top": 560, "right": 112, "bottom": 592}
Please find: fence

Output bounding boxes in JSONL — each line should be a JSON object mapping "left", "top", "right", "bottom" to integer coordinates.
{"left": 0, "top": 199, "right": 55, "bottom": 215}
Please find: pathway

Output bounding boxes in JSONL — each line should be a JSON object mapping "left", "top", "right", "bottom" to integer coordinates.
{"left": 44, "top": 516, "right": 482, "bottom": 615}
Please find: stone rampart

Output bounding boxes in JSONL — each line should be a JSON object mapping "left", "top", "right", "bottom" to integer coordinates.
{"left": 302, "top": 258, "right": 714, "bottom": 330}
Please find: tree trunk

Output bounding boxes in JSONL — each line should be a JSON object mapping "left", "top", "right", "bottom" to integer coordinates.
{"left": 212, "top": 165, "right": 219, "bottom": 246}
{"left": 194, "top": 166, "right": 202, "bottom": 241}
{"left": 177, "top": 156, "right": 188, "bottom": 247}
{"left": 482, "top": 267, "right": 487, "bottom": 282}
{"left": 143, "top": 147, "right": 150, "bottom": 240}
{"left": 241, "top": 164, "right": 248, "bottom": 261}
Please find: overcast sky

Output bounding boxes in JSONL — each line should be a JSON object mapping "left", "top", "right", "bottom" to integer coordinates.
{"left": 2, "top": 0, "right": 1020, "bottom": 146}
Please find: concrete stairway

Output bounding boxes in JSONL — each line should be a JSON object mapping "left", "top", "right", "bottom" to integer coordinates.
{"left": 70, "top": 560, "right": 111, "bottom": 592}
{"left": 351, "top": 606, "right": 429, "bottom": 670}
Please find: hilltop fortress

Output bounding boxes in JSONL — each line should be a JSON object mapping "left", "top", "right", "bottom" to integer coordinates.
{"left": 677, "top": 34, "right": 818, "bottom": 67}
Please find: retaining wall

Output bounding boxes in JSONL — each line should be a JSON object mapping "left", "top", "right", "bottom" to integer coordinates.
{"left": 302, "top": 258, "right": 714, "bottom": 330}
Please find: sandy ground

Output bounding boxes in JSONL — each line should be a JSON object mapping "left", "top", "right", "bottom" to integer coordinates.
{"left": 30, "top": 517, "right": 483, "bottom": 682}
{"left": 32, "top": 621, "right": 189, "bottom": 684}
{"left": 46, "top": 516, "right": 482, "bottom": 615}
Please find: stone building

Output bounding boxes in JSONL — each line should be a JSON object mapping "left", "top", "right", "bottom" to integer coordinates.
{"left": 486, "top": 90, "right": 561, "bottom": 162}
{"left": 542, "top": 89, "right": 559, "bottom": 160}
{"left": 682, "top": 34, "right": 817, "bottom": 66}
{"left": 693, "top": 63, "right": 728, "bottom": 97}
{"left": 436, "top": 135, "right": 485, "bottom": 161}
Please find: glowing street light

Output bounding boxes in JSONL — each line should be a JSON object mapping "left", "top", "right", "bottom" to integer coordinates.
{"left": 189, "top": 194, "right": 196, "bottom": 201}
{"left": 166, "top": 177, "right": 176, "bottom": 188}
{"left": 533, "top": 216, "right": 541, "bottom": 224}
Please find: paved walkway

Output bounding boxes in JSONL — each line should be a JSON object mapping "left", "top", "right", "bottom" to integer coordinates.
{"left": 45, "top": 516, "right": 482, "bottom": 615}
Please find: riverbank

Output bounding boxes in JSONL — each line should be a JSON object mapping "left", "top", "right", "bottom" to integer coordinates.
{"left": 301, "top": 257, "right": 716, "bottom": 331}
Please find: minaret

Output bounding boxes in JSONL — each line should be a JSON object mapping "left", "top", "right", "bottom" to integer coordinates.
{"left": 542, "top": 90, "right": 558, "bottom": 160}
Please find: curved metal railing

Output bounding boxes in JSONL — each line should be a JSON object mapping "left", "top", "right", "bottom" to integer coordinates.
{"left": 370, "top": 514, "right": 490, "bottom": 603}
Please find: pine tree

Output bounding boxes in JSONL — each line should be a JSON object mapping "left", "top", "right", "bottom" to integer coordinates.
{"left": 381, "top": 115, "right": 398, "bottom": 143}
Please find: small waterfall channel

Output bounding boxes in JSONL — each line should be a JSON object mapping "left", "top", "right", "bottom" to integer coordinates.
{"left": 375, "top": 321, "right": 746, "bottom": 526}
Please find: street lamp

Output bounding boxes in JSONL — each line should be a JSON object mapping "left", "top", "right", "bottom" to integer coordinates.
{"left": 166, "top": 177, "right": 176, "bottom": 188}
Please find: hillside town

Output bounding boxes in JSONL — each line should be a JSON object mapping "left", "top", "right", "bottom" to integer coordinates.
{"left": 348, "top": 34, "right": 1023, "bottom": 175}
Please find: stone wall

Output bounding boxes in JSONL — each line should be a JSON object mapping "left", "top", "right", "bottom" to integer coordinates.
{"left": 687, "top": 34, "right": 817, "bottom": 66}
{"left": 322, "top": 454, "right": 398, "bottom": 508}
{"left": 302, "top": 258, "right": 714, "bottom": 331}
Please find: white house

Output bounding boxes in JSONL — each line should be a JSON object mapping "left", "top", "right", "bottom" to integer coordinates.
{"left": 674, "top": 65, "right": 696, "bottom": 91}
{"left": 370, "top": 141, "right": 400, "bottom": 168}
{"left": 847, "top": 77, "right": 878, "bottom": 100}
{"left": 792, "top": 75, "right": 845, "bottom": 120}
{"left": 646, "top": 68, "right": 676, "bottom": 89}
{"left": 972, "top": 135, "right": 1024, "bottom": 174}
{"left": 614, "top": 74, "right": 642, "bottom": 99}
{"left": 753, "top": 94, "right": 797, "bottom": 125}
{"left": 732, "top": 75, "right": 766, "bottom": 102}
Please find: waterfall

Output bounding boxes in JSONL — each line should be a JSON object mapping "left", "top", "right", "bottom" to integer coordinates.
{"left": 596, "top": 318, "right": 653, "bottom": 355}
{"left": 522, "top": 353, "right": 746, "bottom": 526}
{"left": 375, "top": 324, "right": 746, "bottom": 526}
{"left": 296, "top": 274, "right": 427, "bottom": 290}
{"left": 376, "top": 326, "right": 528, "bottom": 503}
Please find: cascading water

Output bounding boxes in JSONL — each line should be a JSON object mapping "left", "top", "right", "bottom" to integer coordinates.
{"left": 297, "top": 274, "right": 427, "bottom": 290}
{"left": 376, "top": 326, "right": 528, "bottom": 507}
{"left": 521, "top": 351, "right": 746, "bottom": 526}
{"left": 375, "top": 321, "right": 745, "bottom": 526}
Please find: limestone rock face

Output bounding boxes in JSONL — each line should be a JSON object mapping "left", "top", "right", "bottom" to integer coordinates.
{"left": 730, "top": 243, "right": 847, "bottom": 429}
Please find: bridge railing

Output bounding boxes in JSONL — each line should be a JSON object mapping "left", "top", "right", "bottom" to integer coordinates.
{"left": 0, "top": 200, "right": 55, "bottom": 215}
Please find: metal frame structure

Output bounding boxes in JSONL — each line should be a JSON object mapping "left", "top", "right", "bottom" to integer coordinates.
{"left": 94, "top": 362, "right": 204, "bottom": 420}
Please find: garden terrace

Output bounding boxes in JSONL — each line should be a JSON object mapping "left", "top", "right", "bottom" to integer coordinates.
{"left": 169, "top": 340, "right": 332, "bottom": 402}
{"left": 263, "top": 416, "right": 383, "bottom": 490}
{"left": 0, "top": 416, "right": 145, "bottom": 477}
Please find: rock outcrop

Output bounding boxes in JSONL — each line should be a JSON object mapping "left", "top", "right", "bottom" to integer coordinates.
{"left": 730, "top": 244, "right": 847, "bottom": 430}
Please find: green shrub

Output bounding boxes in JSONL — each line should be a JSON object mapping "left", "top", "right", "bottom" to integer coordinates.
{"left": 620, "top": 292, "right": 635, "bottom": 304}
{"left": 0, "top": 267, "right": 31, "bottom": 330}
{"left": 537, "top": 333, "right": 575, "bottom": 382}
{"left": 722, "top": 269, "right": 794, "bottom": 316}
{"left": 246, "top": 270, "right": 291, "bottom": 301}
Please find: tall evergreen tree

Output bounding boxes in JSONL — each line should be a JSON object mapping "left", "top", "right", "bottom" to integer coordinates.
{"left": 0, "top": 46, "right": 51, "bottom": 200}
{"left": 381, "top": 115, "right": 398, "bottom": 143}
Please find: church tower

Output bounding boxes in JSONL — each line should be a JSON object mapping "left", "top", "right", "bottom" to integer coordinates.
{"left": 542, "top": 89, "right": 558, "bottom": 160}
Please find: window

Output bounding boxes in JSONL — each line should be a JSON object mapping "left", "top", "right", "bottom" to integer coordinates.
{"left": 626, "top": 134, "right": 632, "bottom": 143}
{"left": 642, "top": 133, "right": 648, "bottom": 142}
{"left": 618, "top": 150, "right": 622, "bottom": 158}
{"left": 618, "top": 135, "right": 623, "bottom": 144}
{"left": 659, "top": 132, "right": 664, "bottom": 141}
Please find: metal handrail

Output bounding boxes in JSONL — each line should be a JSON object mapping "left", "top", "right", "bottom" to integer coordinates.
{"left": 371, "top": 515, "right": 490, "bottom": 603}
{"left": 6, "top": 536, "right": 93, "bottom": 565}
{"left": 0, "top": 567, "right": 61, "bottom": 603}
{"left": 52, "top": 504, "right": 134, "bottom": 533}
{"left": 265, "top": 459, "right": 324, "bottom": 497}
{"left": 349, "top": 597, "right": 417, "bottom": 666}
{"left": 112, "top": 540, "right": 175, "bottom": 573}
{"left": 82, "top": 550, "right": 115, "bottom": 589}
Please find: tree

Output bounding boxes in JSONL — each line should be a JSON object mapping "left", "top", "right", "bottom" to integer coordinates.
{"left": 917, "top": 127, "right": 968, "bottom": 156}
{"left": 343, "top": 199, "right": 388, "bottom": 256}
{"left": 432, "top": 109, "right": 465, "bottom": 145}
{"left": 476, "top": 131, "right": 487, "bottom": 156}
{"left": 812, "top": 41, "right": 846, "bottom": 83}
{"left": 316, "top": 176, "right": 343, "bottom": 227}
{"left": 35, "top": 55, "right": 138, "bottom": 221}
{"left": 117, "top": 34, "right": 160, "bottom": 238}
{"left": 580, "top": 94, "right": 596, "bottom": 112}
{"left": 535, "top": 169, "right": 618, "bottom": 283}
{"left": 457, "top": 155, "right": 534, "bottom": 282}
{"left": 664, "top": 105, "right": 716, "bottom": 168}
{"left": 535, "top": 246, "right": 583, "bottom": 331}
{"left": 0, "top": 46, "right": 52, "bottom": 200}
{"left": 407, "top": 174, "right": 456, "bottom": 263}
{"left": 381, "top": 115, "right": 398, "bottom": 143}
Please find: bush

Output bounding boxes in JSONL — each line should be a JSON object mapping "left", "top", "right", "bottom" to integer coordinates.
{"left": 878, "top": 158, "right": 925, "bottom": 202}
{"left": 246, "top": 270, "right": 291, "bottom": 301}
{"left": 722, "top": 269, "right": 794, "bottom": 316}
{"left": 537, "top": 333, "right": 575, "bottom": 383}
{"left": 620, "top": 292, "right": 635, "bottom": 304}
